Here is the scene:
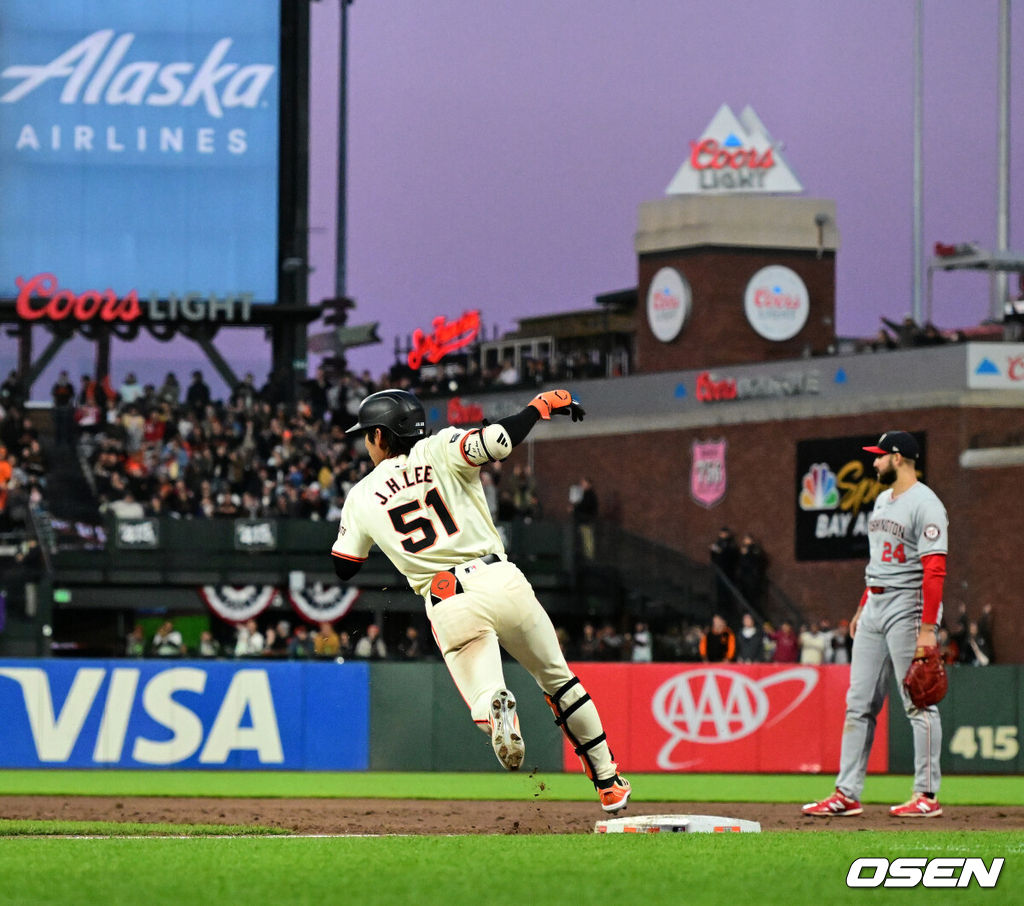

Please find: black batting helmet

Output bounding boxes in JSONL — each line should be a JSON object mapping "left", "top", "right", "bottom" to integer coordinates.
{"left": 346, "top": 389, "right": 426, "bottom": 439}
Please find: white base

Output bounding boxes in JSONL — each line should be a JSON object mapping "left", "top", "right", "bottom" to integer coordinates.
{"left": 594, "top": 813, "right": 761, "bottom": 834}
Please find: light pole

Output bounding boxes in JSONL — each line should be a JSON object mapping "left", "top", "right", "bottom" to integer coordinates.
{"left": 336, "top": 0, "right": 353, "bottom": 300}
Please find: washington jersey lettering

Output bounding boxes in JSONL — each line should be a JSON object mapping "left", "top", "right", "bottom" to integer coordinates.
{"left": 332, "top": 427, "right": 505, "bottom": 596}
{"left": 865, "top": 482, "right": 947, "bottom": 589}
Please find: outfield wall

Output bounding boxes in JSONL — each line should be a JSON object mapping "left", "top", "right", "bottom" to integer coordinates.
{"left": 0, "top": 659, "right": 1016, "bottom": 774}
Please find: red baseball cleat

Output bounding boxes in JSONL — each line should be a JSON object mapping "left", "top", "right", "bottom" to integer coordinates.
{"left": 889, "top": 793, "right": 943, "bottom": 818}
{"left": 801, "top": 790, "right": 863, "bottom": 817}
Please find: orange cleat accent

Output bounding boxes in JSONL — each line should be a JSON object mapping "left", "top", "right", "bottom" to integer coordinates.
{"left": 598, "top": 775, "right": 631, "bottom": 813}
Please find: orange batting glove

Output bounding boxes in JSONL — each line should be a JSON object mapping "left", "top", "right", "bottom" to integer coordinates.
{"left": 529, "top": 389, "right": 586, "bottom": 421}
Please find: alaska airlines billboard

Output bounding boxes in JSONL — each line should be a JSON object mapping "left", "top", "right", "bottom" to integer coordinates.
{"left": 0, "top": 1, "right": 280, "bottom": 303}
{"left": 0, "top": 660, "right": 368, "bottom": 770}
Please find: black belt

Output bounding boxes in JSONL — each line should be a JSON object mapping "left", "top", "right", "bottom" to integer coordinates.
{"left": 868, "top": 586, "right": 886, "bottom": 594}
{"left": 429, "top": 554, "right": 501, "bottom": 605}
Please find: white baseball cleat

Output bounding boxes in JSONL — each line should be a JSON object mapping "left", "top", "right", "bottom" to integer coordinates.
{"left": 489, "top": 689, "right": 525, "bottom": 771}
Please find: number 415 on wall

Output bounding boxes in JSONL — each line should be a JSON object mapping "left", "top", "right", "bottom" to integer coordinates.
{"left": 948, "top": 726, "right": 1019, "bottom": 761}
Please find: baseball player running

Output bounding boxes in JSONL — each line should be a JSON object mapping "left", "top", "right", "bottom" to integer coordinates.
{"left": 330, "top": 388, "right": 631, "bottom": 812}
{"left": 803, "top": 431, "right": 947, "bottom": 818}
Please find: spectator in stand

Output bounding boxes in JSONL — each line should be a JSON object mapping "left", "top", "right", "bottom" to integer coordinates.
{"left": 597, "top": 622, "right": 624, "bottom": 661}
{"left": 314, "top": 621, "right": 340, "bottom": 657}
{"left": 736, "top": 533, "right": 766, "bottom": 610}
{"left": 118, "top": 372, "right": 145, "bottom": 405}
{"left": 736, "top": 612, "right": 765, "bottom": 663}
{"left": 125, "top": 625, "right": 146, "bottom": 657}
{"left": 354, "top": 622, "right": 388, "bottom": 659}
{"left": 51, "top": 370, "right": 76, "bottom": 447}
{"left": 630, "top": 622, "right": 653, "bottom": 662}
{"left": 960, "top": 620, "right": 993, "bottom": 667}
{"left": 0, "top": 444, "right": 13, "bottom": 520}
{"left": 234, "top": 618, "right": 265, "bottom": 657}
{"left": 882, "top": 314, "right": 924, "bottom": 347}
{"left": 397, "top": 625, "right": 422, "bottom": 660}
{"left": 578, "top": 622, "right": 601, "bottom": 660}
{"left": 185, "top": 370, "right": 212, "bottom": 413}
{"left": 709, "top": 527, "right": 739, "bottom": 612}
{"left": 1, "top": 370, "right": 26, "bottom": 410}
{"left": 338, "top": 630, "right": 354, "bottom": 659}
{"left": 267, "top": 620, "right": 291, "bottom": 657}
{"left": 151, "top": 620, "right": 186, "bottom": 657}
{"left": 799, "top": 621, "right": 828, "bottom": 665}
{"left": 106, "top": 490, "right": 145, "bottom": 520}
{"left": 157, "top": 372, "right": 181, "bottom": 406}
{"left": 198, "top": 630, "right": 222, "bottom": 658}
{"left": 937, "top": 627, "right": 959, "bottom": 665}
{"left": 569, "top": 476, "right": 599, "bottom": 561}
{"left": 868, "top": 328, "right": 899, "bottom": 352}
{"left": 497, "top": 358, "right": 520, "bottom": 386}
{"left": 769, "top": 620, "right": 800, "bottom": 663}
{"left": 699, "top": 614, "right": 736, "bottom": 663}
{"left": 830, "top": 619, "right": 853, "bottom": 665}
{"left": 287, "top": 624, "right": 316, "bottom": 658}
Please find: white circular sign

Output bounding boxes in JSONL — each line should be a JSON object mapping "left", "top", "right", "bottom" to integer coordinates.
{"left": 646, "top": 267, "right": 691, "bottom": 342}
{"left": 743, "top": 265, "right": 810, "bottom": 341}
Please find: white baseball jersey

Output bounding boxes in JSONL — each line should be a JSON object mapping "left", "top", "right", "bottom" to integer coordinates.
{"left": 331, "top": 427, "right": 505, "bottom": 597}
{"left": 864, "top": 481, "right": 948, "bottom": 589}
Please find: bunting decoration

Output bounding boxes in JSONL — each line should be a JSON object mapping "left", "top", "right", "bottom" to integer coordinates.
{"left": 200, "top": 585, "right": 277, "bottom": 624}
{"left": 288, "top": 583, "right": 360, "bottom": 624}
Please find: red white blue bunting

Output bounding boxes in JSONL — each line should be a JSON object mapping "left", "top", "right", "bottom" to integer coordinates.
{"left": 200, "top": 585, "right": 277, "bottom": 624}
{"left": 288, "top": 584, "right": 360, "bottom": 624}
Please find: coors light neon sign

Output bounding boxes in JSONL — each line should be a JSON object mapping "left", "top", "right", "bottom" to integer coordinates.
{"left": 15, "top": 272, "right": 253, "bottom": 323}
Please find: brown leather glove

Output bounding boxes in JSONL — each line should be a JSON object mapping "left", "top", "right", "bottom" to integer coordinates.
{"left": 903, "top": 645, "right": 948, "bottom": 708}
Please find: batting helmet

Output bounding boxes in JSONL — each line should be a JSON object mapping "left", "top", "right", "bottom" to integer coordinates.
{"left": 346, "top": 389, "right": 426, "bottom": 439}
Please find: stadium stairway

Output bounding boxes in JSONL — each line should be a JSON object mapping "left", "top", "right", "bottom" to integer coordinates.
{"left": 41, "top": 438, "right": 102, "bottom": 523}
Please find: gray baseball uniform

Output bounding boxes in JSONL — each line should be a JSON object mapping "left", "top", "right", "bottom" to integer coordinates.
{"left": 835, "top": 481, "right": 948, "bottom": 800}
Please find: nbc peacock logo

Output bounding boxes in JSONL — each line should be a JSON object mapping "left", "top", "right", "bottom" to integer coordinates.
{"left": 799, "top": 462, "right": 840, "bottom": 511}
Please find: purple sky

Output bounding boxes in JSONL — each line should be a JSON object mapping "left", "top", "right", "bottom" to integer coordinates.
{"left": 314, "top": 0, "right": 1023, "bottom": 376}
{"left": 8, "top": 1, "right": 1023, "bottom": 399}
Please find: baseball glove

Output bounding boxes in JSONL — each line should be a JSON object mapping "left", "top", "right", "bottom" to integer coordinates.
{"left": 903, "top": 646, "right": 948, "bottom": 708}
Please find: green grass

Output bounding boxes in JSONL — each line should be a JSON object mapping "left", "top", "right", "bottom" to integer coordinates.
{"left": 0, "top": 818, "right": 285, "bottom": 837}
{"left": 0, "top": 769, "right": 1021, "bottom": 805}
{"left": 0, "top": 832, "right": 1019, "bottom": 906}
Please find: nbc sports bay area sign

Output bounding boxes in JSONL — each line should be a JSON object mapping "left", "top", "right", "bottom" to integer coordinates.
{"left": 795, "top": 433, "right": 927, "bottom": 561}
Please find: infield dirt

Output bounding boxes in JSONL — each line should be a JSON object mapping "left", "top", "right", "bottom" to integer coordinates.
{"left": 2, "top": 797, "right": 1022, "bottom": 834}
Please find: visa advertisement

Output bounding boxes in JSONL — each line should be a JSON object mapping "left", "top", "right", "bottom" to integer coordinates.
{"left": 0, "top": 660, "right": 368, "bottom": 770}
{"left": 566, "top": 662, "right": 888, "bottom": 774}
{"left": 0, "top": 1, "right": 280, "bottom": 304}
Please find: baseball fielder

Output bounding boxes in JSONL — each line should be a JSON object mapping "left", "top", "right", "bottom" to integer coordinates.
{"left": 330, "top": 388, "right": 631, "bottom": 812}
{"left": 803, "top": 431, "right": 947, "bottom": 818}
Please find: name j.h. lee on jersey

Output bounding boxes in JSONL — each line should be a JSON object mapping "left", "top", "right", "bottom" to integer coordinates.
{"left": 374, "top": 466, "right": 434, "bottom": 505}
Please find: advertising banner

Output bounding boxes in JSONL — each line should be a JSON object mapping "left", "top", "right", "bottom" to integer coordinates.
{"left": 967, "top": 343, "right": 1024, "bottom": 389}
{"left": 0, "top": 659, "right": 368, "bottom": 769}
{"left": 0, "top": 0, "right": 280, "bottom": 303}
{"left": 566, "top": 662, "right": 889, "bottom": 774}
{"left": 795, "top": 433, "right": 926, "bottom": 561}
